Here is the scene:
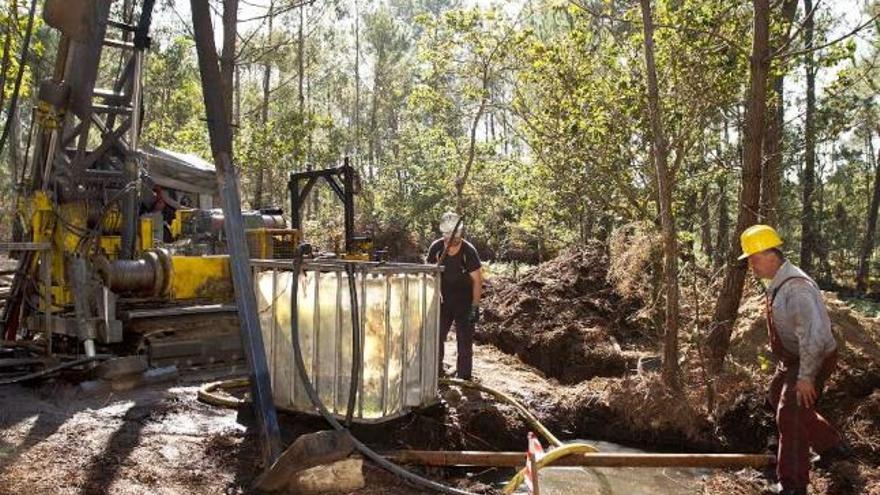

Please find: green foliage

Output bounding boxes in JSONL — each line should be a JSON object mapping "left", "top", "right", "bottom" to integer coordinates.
{"left": 5, "top": 0, "right": 880, "bottom": 292}
{"left": 142, "top": 36, "right": 210, "bottom": 158}
{"left": 0, "top": 1, "right": 45, "bottom": 103}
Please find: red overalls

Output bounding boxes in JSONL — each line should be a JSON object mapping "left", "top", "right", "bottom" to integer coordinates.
{"left": 766, "top": 277, "right": 841, "bottom": 490}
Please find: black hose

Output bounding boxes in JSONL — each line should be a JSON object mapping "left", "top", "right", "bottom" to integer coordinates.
{"left": 0, "top": 355, "right": 109, "bottom": 386}
{"left": 344, "top": 263, "right": 360, "bottom": 427}
{"left": 289, "top": 259, "right": 477, "bottom": 495}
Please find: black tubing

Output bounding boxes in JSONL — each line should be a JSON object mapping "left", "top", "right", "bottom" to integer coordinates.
{"left": 344, "top": 263, "right": 360, "bottom": 427}
{"left": 289, "top": 258, "right": 477, "bottom": 495}
{"left": 0, "top": 355, "right": 109, "bottom": 386}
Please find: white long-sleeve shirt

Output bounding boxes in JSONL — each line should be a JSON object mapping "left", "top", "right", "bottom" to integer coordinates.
{"left": 766, "top": 261, "right": 837, "bottom": 382}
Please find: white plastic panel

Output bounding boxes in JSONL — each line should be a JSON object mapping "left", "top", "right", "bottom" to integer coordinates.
{"left": 254, "top": 261, "right": 441, "bottom": 423}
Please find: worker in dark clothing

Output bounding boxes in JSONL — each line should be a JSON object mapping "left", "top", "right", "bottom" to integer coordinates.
{"left": 426, "top": 212, "right": 482, "bottom": 380}
{"left": 739, "top": 225, "right": 850, "bottom": 495}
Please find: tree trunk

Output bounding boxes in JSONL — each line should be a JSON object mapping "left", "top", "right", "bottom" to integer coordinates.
{"left": 354, "top": 0, "right": 361, "bottom": 175}
{"left": 298, "top": 2, "right": 305, "bottom": 116}
{"left": 639, "top": 0, "right": 681, "bottom": 390}
{"left": 857, "top": 131, "right": 880, "bottom": 293}
{"left": 760, "top": 76, "right": 783, "bottom": 226}
{"left": 700, "top": 183, "right": 713, "bottom": 260}
{"left": 234, "top": 65, "right": 241, "bottom": 128}
{"left": 9, "top": 101, "right": 20, "bottom": 175}
{"left": 715, "top": 178, "right": 729, "bottom": 267}
{"left": 220, "top": 0, "right": 238, "bottom": 124}
{"left": 455, "top": 88, "right": 488, "bottom": 213}
{"left": 368, "top": 40, "right": 383, "bottom": 178}
{"left": 815, "top": 169, "right": 831, "bottom": 285}
{"left": 707, "top": 0, "right": 771, "bottom": 372}
{"left": 298, "top": 3, "right": 316, "bottom": 218}
{"left": 800, "top": 0, "right": 817, "bottom": 273}
{"left": 760, "top": 0, "right": 798, "bottom": 226}
{"left": 254, "top": 2, "right": 274, "bottom": 209}
{"left": 714, "top": 119, "right": 733, "bottom": 267}
{"left": 0, "top": 9, "right": 13, "bottom": 113}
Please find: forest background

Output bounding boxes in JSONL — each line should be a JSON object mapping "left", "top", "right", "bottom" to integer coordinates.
{"left": 2, "top": 0, "right": 880, "bottom": 381}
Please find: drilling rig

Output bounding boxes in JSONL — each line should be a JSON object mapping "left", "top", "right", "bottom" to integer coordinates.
{"left": 0, "top": 0, "right": 300, "bottom": 369}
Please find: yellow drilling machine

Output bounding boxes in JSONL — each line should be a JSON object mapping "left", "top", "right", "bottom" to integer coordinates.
{"left": 0, "top": 0, "right": 358, "bottom": 372}
{"left": 0, "top": 0, "right": 438, "bottom": 472}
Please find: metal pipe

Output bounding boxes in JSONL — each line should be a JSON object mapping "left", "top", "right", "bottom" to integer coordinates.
{"left": 70, "top": 257, "right": 96, "bottom": 357}
{"left": 190, "top": 0, "right": 282, "bottom": 464}
{"left": 121, "top": 50, "right": 143, "bottom": 259}
{"left": 345, "top": 265, "right": 361, "bottom": 425}
{"left": 382, "top": 275, "right": 391, "bottom": 416}
{"left": 419, "top": 273, "right": 427, "bottom": 402}
{"left": 400, "top": 275, "right": 408, "bottom": 409}
{"left": 334, "top": 269, "right": 342, "bottom": 415}
{"left": 383, "top": 451, "right": 776, "bottom": 469}
{"left": 130, "top": 51, "right": 143, "bottom": 150}
{"left": 249, "top": 259, "right": 443, "bottom": 274}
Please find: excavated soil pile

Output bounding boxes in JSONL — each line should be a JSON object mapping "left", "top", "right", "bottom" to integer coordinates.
{"left": 478, "top": 246, "right": 648, "bottom": 384}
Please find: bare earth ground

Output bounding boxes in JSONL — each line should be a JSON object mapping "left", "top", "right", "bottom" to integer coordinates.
{"left": 1, "top": 247, "right": 878, "bottom": 494}
{"left": 0, "top": 343, "right": 575, "bottom": 495}
{"left": 0, "top": 342, "right": 820, "bottom": 495}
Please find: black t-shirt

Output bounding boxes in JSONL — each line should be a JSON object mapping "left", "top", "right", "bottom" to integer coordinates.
{"left": 426, "top": 238, "right": 482, "bottom": 304}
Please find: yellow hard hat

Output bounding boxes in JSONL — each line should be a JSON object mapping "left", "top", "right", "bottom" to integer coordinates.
{"left": 738, "top": 224, "right": 783, "bottom": 260}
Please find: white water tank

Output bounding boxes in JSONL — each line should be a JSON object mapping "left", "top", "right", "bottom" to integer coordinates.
{"left": 253, "top": 260, "right": 442, "bottom": 423}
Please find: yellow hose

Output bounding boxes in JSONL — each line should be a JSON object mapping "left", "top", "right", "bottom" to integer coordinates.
{"left": 203, "top": 375, "right": 597, "bottom": 493}
{"left": 440, "top": 377, "right": 563, "bottom": 447}
{"left": 439, "top": 377, "right": 600, "bottom": 494}
{"left": 501, "top": 443, "right": 599, "bottom": 494}
{"left": 197, "top": 377, "right": 250, "bottom": 408}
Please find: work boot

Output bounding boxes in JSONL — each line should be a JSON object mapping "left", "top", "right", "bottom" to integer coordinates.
{"left": 769, "top": 483, "right": 806, "bottom": 495}
{"left": 815, "top": 442, "right": 854, "bottom": 470}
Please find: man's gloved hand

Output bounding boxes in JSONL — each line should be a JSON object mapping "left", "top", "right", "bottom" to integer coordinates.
{"left": 468, "top": 304, "right": 481, "bottom": 325}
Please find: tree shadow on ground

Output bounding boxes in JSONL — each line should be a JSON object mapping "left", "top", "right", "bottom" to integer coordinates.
{"left": 77, "top": 397, "right": 155, "bottom": 495}
{"left": 0, "top": 382, "right": 76, "bottom": 478}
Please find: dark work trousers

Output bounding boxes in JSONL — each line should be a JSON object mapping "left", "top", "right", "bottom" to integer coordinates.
{"left": 768, "top": 353, "right": 840, "bottom": 490}
{"left": 765, "top": 286, "right": 841, "bottom": 490}
{"left": 438, "top": 301, "right": 474, "bottom": 380}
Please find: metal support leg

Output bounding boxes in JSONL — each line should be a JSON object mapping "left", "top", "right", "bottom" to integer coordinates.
{"left": 39, "top": 248, "right": 52, "bottom": 354}
{"left": 190, "top": 0, "right": 282, "bottom": 464}
{"left": 71, "top": 256, "right": 96, "bottom": 357}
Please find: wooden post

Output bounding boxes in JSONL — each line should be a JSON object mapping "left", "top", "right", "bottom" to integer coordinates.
{"left": 383, "top": 450, "right": 776, "bottom": 469}
{"left": 528, "top": 450, "right": 540, "bottom": 495}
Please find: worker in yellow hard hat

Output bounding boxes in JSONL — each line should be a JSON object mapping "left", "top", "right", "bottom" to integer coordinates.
{"left": 739, "top": 224, "right": 848, "bottom": 495}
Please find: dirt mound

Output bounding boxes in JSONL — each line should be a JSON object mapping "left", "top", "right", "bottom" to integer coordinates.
{"left": 477, "top": 246, "right": 648, "bottom": 384}
{"left": 729, "top": 290, "right": 880, "bottom": 370}
{"left": 587, "top": 288, "right": 880, "bottom": 466}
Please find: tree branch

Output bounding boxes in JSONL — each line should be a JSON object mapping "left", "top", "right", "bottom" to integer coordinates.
{"left": 771, "top": 0, "right": 821, "bottom": 57}
{"left": 778, "top": 11, "right": 880, "bottom": 60}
